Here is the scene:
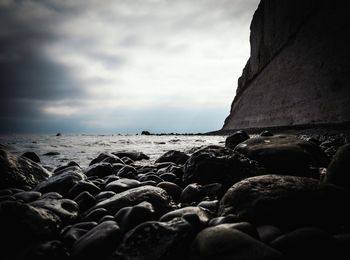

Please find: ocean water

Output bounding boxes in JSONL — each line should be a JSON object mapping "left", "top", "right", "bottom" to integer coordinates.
{"left": 0, "top": 134, "right": 225, "bottom": 169}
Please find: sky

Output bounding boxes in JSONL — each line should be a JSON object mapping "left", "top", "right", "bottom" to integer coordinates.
{"left": 0, "top": 0, "right": 259, "bottom": 134}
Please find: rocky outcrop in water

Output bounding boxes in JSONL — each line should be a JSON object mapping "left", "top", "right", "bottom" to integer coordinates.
{"left": 223, "top": 0, "right": 350, "bottom": 130}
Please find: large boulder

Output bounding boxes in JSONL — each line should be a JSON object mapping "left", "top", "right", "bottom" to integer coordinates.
{"left": 219, "top": 175, "right": 350, "bottom": 231}
{"left": 183, "top": 146, "right": 265, "bottom": 187}
{"left": 0, "top": 149, "right": 50, "bottom": 189}
{"left": 0, "top": 201, "right": 61, "bottom": 259}
{"left": 190, "top": 224, "right": 285, "bottom": 260}
{"left": 323, "top": 143, "right": 350, "bottom": 189}
{"left": 71, "top": 220, "right": 121, "bottom": 260}
{"left": 271, "top": 227, "right": 338, "bottom": 260}
{"left": 155, "top": 150, "right": 189, "bottom": 165}
{"left": 85, "top": 162, "right": 116, "bottom": 178}
{"left": 30, "top": 196, "right": 79, "bottom": 223}
{"left": 225, "top": 130, "right": 250, "bottom": 149}
{"left": 91, "top": 185, "right": 173, "bottom": 216}
{"left": 35, "top": 167, "right": 85, "bottom": 196}
{"left": 111, "top": 218, "right": 194, "bottom": 260}
{"left": 234, "top": 135, "right": 329, "bottom": 175}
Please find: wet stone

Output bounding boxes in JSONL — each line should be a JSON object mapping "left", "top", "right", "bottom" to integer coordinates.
{"left": 111, "top": 218, "right": 194, "bottom": 260}
{"left": 71, "top": 220, "right": 121, "bottom": 260}
{"left": 92, "top": 185, "right": 173, "bottom": 217}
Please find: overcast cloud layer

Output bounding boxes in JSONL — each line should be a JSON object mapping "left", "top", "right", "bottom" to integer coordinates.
{"left": 0, "top": 0, "right": 259, "bottom": 134}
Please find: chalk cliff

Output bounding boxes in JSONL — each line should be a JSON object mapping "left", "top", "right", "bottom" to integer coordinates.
{"left": 223, "top": 0, "right": 350, "bottom": 130}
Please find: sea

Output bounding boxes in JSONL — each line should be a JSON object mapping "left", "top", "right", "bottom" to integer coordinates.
{"left": 0, "top": 134, "right": 226, "bottom": 169}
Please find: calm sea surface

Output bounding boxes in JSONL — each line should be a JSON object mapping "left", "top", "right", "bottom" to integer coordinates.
{"left": 0, "top": 134, "right": 225, "bottom": 169}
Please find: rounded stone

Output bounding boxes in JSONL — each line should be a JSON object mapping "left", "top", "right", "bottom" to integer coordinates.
{"left": 324, "top": 143, "right": 350, "bottom": 189}
{"left": 225, "top": 130, "right": 250, "bottom": 149}
{"left": 234, "top": 135, "right": 329, "bottom": 175}
{"left": 219, "top": 175, "right": 350, "bottom": 231}
{"left": 190, "top": 224, "right": 285, "bottom": 260}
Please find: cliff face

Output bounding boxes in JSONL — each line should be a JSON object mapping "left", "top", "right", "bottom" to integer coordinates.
{"left": 223, "top": 0, "right": 350, "bottom": 130}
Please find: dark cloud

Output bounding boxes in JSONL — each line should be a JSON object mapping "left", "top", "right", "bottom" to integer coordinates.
{"left": 0, "top": 0, "right": 85, "bottom": 132}
{"left": 0, "top": 0, "right": 259, "bottom": 134}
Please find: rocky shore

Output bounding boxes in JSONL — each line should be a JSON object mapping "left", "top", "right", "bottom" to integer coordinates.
{"left": 1, "top": 131, "right": 350, "bottom": 260}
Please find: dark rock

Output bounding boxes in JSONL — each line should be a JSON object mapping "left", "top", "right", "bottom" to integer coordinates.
{"left": 53, "top": 165, "right": 84, "bottom": 177}
{"left": 201, "top": 182, "right": 225, "bottom": 199}
{"left": 225, "top": 130, "right": 250, "bottom": 149}
{"left": 257, "top": 225, "right": 282, "bottom": 243}
{"left": 197, "top": 200, "right": 219, "bottom": 213}
{"left": 73, "top": 221, "right": 98, "bottom": 230}
{"left": 140, "top": 180, "right": 157, "bottom": 186}
{"left": 95, "top": 191, "right": 116, "bottom": 202}
{"left": 324, "top": 143, "right": 350, "bottom": 189}
{"left": 92, "top": 185, "right": 172, "bottom": 217}
{"left": 260, "top": 130, "right": 274, "bottom": 137}
{"left": 180, "top": 183, "right": 204, "bottom": 204}
{"left": 155, "top": 162, "right": 177, "bottom": 169}
{"left": 56, "top": 133, "right": 62, "bottom": 136}
{"left": 208, "top": 214, "right": 240, "bottom": 226}
{"left": 81, "top": 208, "right": 109, "bottom": 222}
{"left": 30, "top": 196, "right": 79, "bottom": 223}
{"left": 89, "top": 153, "right": 123, "bottom": 166}
{"left": 68, "top": 180, "right": 101, "bottom": 198}
{"left": 161, "top": 164, "right": 184, "bottom": 178}
{"left": 105, "top": 178, "right": 141, "bottom": 193}
{"left": 111, "top": 218, "right": 194, "bottom": 260}
{"left": 16, "top": 240, "right": 69, "bottom": 260}
{"left": 117, "top": 165, "right": 138, "bottom": 179}
{"left": 0, "top": 149, "right": 50, "bottom": 189}
{"left": 85, "top": 162, "right": 116, "bottom": 178}
{"left": 141, "top": 130, "right": 151, "bottom": 135}
{"left": 35, "top": 167, "right": 85, "bottom": 196}
{"left": 44, "top": 151, "right": 60, "bottom": 156}
{"left": 235, "top": 135, "right": 329, "bottom": 176}
{"left": 271, "top": 227, "right": 337, "bottom": 260}
{"left": 227, "top": 221, "right": 260, "bottom": 239}
{"left": 61, "top": 226, "right": 84, "bottom": 247}
{"left": 157, "top": 181, "right": 182, "bottom": 201}
{"left": 190, "top": 224, "right": 285, "bottom": 260}
{"left": 139, "top": 173, "right": 163, "bottom": 183}
{"left": 13, "top": 191, "right": 42, "bottom": 203}
{"left": 0, "top": 195, "right": 16, "bottom": 202}
{"left": 74, "top": 191, "right": 96, "bottom": 213}
{"left": 103, "top": 175, "right": 119, "bottom": 185}
{"left": 121, "top": 156, "right": 134, "bottom": 165}
{"left": 183, "top": 145, "right": 265, "bottom": 187}
{"left": 54, "top": 161, "right": 80, "bottom": 174}
{"left": 101, "top": 156, "right": 125, "bottom": 165}
{"left": 155, "top": 150, "right": 189, "bottom": 165}
{"left": 22, "top": 151, "right": 41, "bottom": 163}
{"left": 115, "top": 202, "right": 154, "bottom": 233}
{"left": 219, "top": 175, "right": 350, "bottom": 231}
{"left": 159, "top": 173, "right": 177, "bottom": 183}
{"left": 0, "top": 201, "right": 61, "bottom": 259}
{"left": 71, "top": 220, "right": 121, "bottom": 260}
{"left": 112, "top": 151, "right": 150, "bottom": 161}
{"left": 0, "top": 189, "right": 13, "bottom": 196}
{"left": 99, "top": 215, "right": 115, "bottom": 223}
{"left": 334, "top": 233, "right": 350, "bottom": 260}
{"left": 112, "top": 163, "right": 125, "bottom": 172}
{"left": 160, "top": 206, "right": 212, "bottom": 227}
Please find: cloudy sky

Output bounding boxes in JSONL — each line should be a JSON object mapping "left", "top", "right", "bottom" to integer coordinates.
{"left": 0, "top": 0, "right": 259, "bottom": 134}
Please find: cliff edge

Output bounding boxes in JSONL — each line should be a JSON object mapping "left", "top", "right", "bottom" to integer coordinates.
{"left": 223, "top": 0, "right": 350, "bottom": 130}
